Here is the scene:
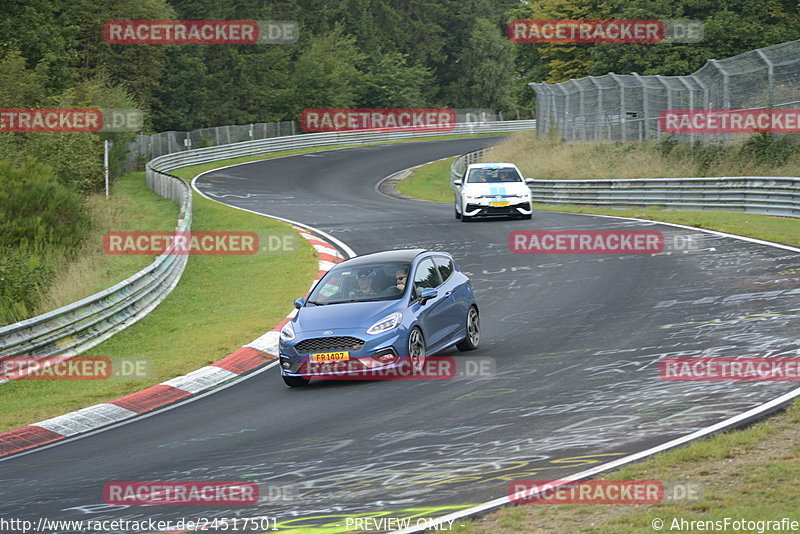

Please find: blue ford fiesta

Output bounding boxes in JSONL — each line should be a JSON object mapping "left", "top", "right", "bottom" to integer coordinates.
{"left": 279, "top": 249, "right": 480, "bottom": 387}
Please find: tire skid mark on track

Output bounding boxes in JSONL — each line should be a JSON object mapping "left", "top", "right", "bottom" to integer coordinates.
{"left": 3, "top": 141, "right": 799, "bottom": 533}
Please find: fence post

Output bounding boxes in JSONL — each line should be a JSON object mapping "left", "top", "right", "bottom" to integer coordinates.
{"left": 755, "top": 49, "right": 775, "bottom": 108}
{"left": 633, "top": 73, "right": 647, "bottom": 141}
{"left": 709, "top": 59, "right": 730, "bottom": 146}
{"left": 573, "top": 80, "right": 585, "bottom": 141}
{"left": 610, "top": 74, "right": 626, "bottom": 143}
{"left": 590, "top": 78, "right": 603, "bottom": 143}
{"left": 677, "top": 77, "right": 697, "bottom": 145}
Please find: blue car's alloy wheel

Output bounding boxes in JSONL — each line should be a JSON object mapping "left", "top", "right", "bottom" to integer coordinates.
{"left": 457, "top": 306, "right": 480, "bottom": 351}
{"left": 408, "top": 327, "right": 426, "bottom": 371}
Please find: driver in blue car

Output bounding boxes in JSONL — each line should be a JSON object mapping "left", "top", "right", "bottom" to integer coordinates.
{"left": 349, "top": 268, "right": 378, "bottom": 299}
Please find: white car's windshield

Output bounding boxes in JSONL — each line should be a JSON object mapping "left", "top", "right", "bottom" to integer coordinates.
{"left": 466, "top": 168, "right": 522, "bottom": 183}
{"left": 306, "top": 262, "right": 412, "bottom": 304}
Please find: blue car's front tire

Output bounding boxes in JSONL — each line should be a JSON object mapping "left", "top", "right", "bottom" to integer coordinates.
{"left": 408, "top": 327, "right": 426, "bottom": 371}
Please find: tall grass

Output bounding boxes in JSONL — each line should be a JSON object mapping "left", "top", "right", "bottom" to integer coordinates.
{"left": 486, "top": 131, "right": 800, "bottom": 179}
{"left": 34, "top": 176, "right": 178, "bottom": 314}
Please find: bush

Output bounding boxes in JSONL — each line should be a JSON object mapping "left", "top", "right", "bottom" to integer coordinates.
{"left": 0, "top": 159, "right": 91, "bottom": 249}
{"left": 0, "top": 159, "right": 90, "bottom": 325}
{"left": 0, "top": 243, "right": 54, "bottom": 325}
{"left": 738, "top": 133, "right": 796, "bottom": 165}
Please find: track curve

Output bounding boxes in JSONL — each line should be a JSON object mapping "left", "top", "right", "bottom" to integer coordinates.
{"left": 1, "top": 137, "right": 799, "bottom": 532}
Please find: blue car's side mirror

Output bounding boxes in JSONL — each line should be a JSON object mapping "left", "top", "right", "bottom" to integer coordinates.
{"left": 294, "top": 298, "right": 306, "bottom": 309}
{"left": 419, "top": 288, "right": 438, "bottom": 303}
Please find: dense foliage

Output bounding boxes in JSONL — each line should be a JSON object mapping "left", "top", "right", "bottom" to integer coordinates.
{"left": 3, "top": 0, "right": 798, "bottom": 131}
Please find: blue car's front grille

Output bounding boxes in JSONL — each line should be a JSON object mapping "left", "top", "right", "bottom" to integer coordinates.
{"left": 295, "top": 336, "right": 365, "bottom": 353}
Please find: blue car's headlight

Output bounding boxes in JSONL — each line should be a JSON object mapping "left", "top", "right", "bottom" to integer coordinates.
{"left": 367, "top": 312, "right": 402, "bottom": 335}
{"left": 280, "top": 321, "right": 296, "bottom": 341}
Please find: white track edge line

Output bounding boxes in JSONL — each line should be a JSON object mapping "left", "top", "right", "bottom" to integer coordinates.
{"left": 391, "top": 206, "right": 800, "bottom": 533}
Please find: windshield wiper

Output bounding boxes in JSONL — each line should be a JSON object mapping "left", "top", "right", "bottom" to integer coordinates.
{"left": 306, "top": 300, "right": 328, "bottom": 306}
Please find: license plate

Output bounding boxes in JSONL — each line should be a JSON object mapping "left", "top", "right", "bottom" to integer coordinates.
{"left": 491, "top": 201, "right": 510, "bottom": 207}
{"left": 311, "top": 351, "right": 350, "bottom": 363}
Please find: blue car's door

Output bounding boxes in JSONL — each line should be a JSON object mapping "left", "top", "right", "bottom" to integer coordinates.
{"left": 409, "top": 258, "right": 451, "bottom": 350}
{"left": 432, "top": 256, "right": 467, "bottom": 345}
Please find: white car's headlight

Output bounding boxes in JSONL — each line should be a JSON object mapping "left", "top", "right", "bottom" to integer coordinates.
{"left": 280, "top": 321, "right": 296, "bottom": 341}
{"left": 367, "top": 312, "right": 402, "bottom": 335}
{"left": 464, "top": 194, "right": 481, "bottom": 200}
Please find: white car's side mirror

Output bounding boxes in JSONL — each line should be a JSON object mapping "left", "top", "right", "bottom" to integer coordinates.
{"left": 524, "top": 178, "right": 534, "bottom": 184}
{"left": 452, "top": 179, "right": 463, "bottom": 186}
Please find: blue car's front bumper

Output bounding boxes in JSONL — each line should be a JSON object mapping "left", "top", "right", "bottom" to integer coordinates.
{"left": 279, "top": 326, "right": 410, "bottom": 378}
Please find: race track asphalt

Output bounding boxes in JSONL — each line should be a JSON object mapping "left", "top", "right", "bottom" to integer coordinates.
{"left": 1, "top": 136, "right": 798, "bottom": 532}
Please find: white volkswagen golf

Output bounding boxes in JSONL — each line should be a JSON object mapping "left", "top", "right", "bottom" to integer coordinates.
{"left": 452, "top": 163, "right": 534, "bottom": 221}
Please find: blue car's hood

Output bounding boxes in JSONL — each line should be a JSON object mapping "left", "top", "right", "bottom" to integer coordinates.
{"left": 295, "top": 300, "right": 401, "bottom": 333}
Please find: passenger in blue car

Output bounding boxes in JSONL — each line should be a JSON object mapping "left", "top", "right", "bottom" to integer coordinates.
{"left": 394, "top": 268, "right": 408, "bottom": 292}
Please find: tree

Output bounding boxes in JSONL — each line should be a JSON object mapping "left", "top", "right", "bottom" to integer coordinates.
{"left": 359, "top": 52, "right": 434, "bottom": 107}
{"left": 289, "top": 25, "right": 367, "bottom": 113}
{"left": 588, "top": 0, "right": 800, "bottom": 77}
{"left": 446, "top": 18, "right": 516, "bottom": 111}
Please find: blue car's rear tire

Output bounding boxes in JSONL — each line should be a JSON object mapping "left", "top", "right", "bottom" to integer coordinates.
{"left": 457, "top": 306, "right": 480, "bottom": 351}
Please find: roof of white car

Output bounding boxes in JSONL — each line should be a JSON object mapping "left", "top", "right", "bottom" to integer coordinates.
{"left": 466, "top": 162, "right": 519, "bottom": 169}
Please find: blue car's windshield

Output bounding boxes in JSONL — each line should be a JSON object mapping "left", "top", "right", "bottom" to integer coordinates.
{"left": 307, "top": 262, "right": 412, "bottom": 304}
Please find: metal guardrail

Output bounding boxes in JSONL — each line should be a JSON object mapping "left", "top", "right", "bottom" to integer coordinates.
{"left": 0, "top": 121, "right": 535, "bottom": 364}
{"left": 123, "top": 110, "right": 526, "bottom": 171}
{"left": 0, "top": 173, "right": 191, "bottom": 362}
{"left": 146, "top": 121, "right": 536, "bottom": 173}
{"left": 451, "top": 148, "right": 800, "bottom": 218}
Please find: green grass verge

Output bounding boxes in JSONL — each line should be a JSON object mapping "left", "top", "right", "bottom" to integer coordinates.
{"left": 531, "top": 204, "right": 800, "bottom": 248}
{"left": 0, "top": 164, "right": 317, "bottom": 432}
{"left": 396, "top": 157, "right": 457, "bottom": 203}
{"left": 397, "top": 156, "right": 800, "bottom": 533}
{"left": 456, "top": 403, "right": 800, "bottom": 533}
{"left": 399, "top": 157, "right": 800, "bottom": 248}
{"left": 0, "top": 133, "right": 505, "bottom": 431}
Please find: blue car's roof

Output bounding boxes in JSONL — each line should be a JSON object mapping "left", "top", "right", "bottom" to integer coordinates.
{"left": 339, "top": 249, "right": 429, "bottom": 267}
